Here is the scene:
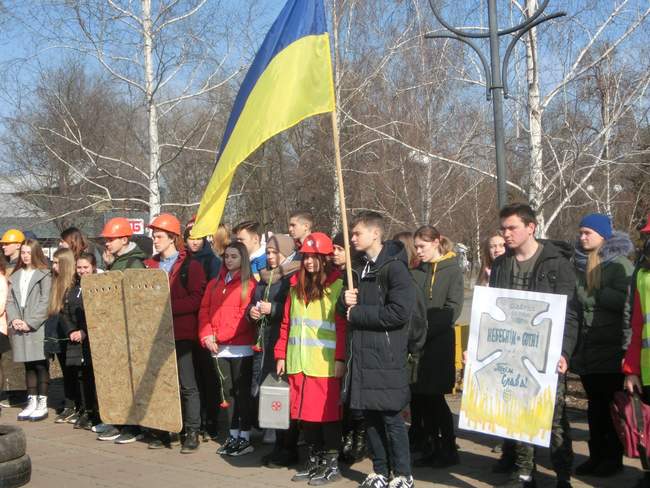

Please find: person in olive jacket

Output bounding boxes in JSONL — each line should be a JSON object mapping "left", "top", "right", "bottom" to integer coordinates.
{"left": 571, "top": 214, "right": 634, "bottom": 477}
{"left": 411, "top": 225, "right": 464, "bottom": 469}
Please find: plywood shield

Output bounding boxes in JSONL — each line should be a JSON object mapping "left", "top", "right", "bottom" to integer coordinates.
{"left": 82, "top": 270, "right": 182, "bottom": 433}
{"left": 122, "top": 269, "right": 182, "bottom": 433}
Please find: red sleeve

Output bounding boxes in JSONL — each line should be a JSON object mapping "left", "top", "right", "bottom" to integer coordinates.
{"left": 172, "top": 261, "right": 207, "bottom": 316}
{"left": 623, "top": 289, "right": 643, "bottom": 375}
{"left": 198, "top": 279, "right": 216, "bottom": 347}
{"left": 274, "top": 293, "right": 292, "bottom": 361}
{"left": 335, "top": 311, "right": 347, "bottom": 361}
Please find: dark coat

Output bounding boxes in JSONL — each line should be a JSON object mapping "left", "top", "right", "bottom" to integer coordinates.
{"left": 60, "top": 281, "right": 90, "bottom": 366}
{"left": 341, "top": 240, "right": 415, "bottom": 412}
{"left": 490, "top": 240, "right": 580, "bottom": 361}
{"left": 571, "top": 232, "right": 634, "bottom": 375}
{"left": 43, "top": 315, "right": 64, "bottom": 355}
{"left": 411, "top": 254, "right": 464, "bottom": 395}
{"left": 190, "top": 239, "right": 221, "bottom": 281}
{"left": 248, "top": 261, "right": 300, "bottom": 396}
{"left": 145, "top": 250, "right": 207, "bottom": 341}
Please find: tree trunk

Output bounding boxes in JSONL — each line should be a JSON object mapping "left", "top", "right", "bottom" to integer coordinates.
{"left": 143, "top": 0, "right": 161, "bottom": 219}
{"left": 524, "top": 0, "right": 546, "bottom": 237}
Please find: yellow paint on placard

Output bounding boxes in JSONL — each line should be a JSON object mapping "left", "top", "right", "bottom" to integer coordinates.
{"left": 461, "top": 366, "right": 555, "bottom": 441}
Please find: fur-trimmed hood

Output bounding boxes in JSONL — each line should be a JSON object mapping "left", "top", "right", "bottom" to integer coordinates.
{"left": 574, "top": 230, "right": 634, "bottom": 272}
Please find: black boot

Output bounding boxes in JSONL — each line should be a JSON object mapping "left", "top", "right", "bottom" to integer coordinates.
{"left": 575, "top": 441, "right": 600, "bottom": 475}
{"left": 414, "top": 435, "right": 441, "bottom": 467}
{"left": 292, "top": 448, "right": 321, "bottom": 482}
{"left": 431, "top": 437, "right": 459, "bottom": 468}
{"left": 339, "top": 430, "right": 354, "bottom": 463}
{"left": 308, "top": 452, "right": 341, "bottom": 486}
{"left": 181, "top": 430, "right": 200, "bottom": 454}
{"left": 349, "top": 424, "right": 366, "bottom": 463}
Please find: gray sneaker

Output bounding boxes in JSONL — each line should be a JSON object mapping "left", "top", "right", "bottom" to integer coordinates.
{"left": 97, "top": 425, "right": 121, "bottom": 441}
{"left": 228, "top": 438, "right": 254, "bottom": 457}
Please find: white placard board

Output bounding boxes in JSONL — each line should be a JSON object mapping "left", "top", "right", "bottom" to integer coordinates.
{"left": 459, "top": 286, "right": 567, "bottom": 447}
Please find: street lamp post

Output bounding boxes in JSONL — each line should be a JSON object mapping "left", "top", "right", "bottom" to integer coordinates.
{"left": 426, "top": 0, "right": 565, "bottom": 209}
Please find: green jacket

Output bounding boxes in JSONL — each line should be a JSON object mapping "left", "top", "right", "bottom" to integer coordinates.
{"left": 571, "top": 231, "right": 634, "bottom": 375}
{"left": 108, "top": 243, "right": 148, "bottom": 271}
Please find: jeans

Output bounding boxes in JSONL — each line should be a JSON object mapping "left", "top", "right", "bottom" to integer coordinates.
{"left": 175, "top": 340, "right": 201, "bottom": 431}
{"left": 364, "top": 409, "right": 411, "bottom": 477}
{"left": 505, "top": 373, "right": 573, "bottom": 480}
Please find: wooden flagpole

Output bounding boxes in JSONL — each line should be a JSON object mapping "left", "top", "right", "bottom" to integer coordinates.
{"left": 330, "top": 109, "right": 354, "bottom": 291}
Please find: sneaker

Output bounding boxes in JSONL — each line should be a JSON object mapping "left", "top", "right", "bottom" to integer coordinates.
{"left": 228, "top": 437, "right": 254, "bottom": 456}
{"left": 181, "top": 431, "right": 200, "bottom": 454}
{"left": 74, "top": 412, "right": 93, "bottom": 430}
{"left": 97, "top": 425, "right": 121, "bottom": 441}
{"left": 148, "top": 432, "right": 171, "bottom": 450}
{"left": 498, "top": 475, "right": 537, "bottom": 488}
{"left": 67, "top": 411, "right": 81, "bottom": 424}
{"left": 54, "top": 407, "right": 77, "bottom": 424}
{"left": 114, "top": 430, "right": 143, "bottom": 444}
{"left": 92, "top": 423, "right": 112, "bottom": 434}
{"left": 359, "top": 473, "right": 389, "bottom": 488}
{"left": 388, "top": 476, "right": 414, "bottom": 488}
{"left": 216, "top": 435, "right": 238, "bottom": 455}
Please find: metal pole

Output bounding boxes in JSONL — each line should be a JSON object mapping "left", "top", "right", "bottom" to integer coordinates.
{"left": 488, "top": 0, "right": 508, "bottom": 209}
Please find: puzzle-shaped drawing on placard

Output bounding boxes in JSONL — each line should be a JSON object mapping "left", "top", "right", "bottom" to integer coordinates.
{"left": 475, "top": 297, "right": 552, "bottom": 402}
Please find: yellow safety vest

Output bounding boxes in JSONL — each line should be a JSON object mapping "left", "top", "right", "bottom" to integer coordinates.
{"left": 286, "top": 279, "right": 343, "bottom": 377}
{"left": 638, "top": 269, "right": 650, "bottom": 385}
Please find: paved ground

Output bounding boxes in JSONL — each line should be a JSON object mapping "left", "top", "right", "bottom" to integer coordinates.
{"left": 1, "top": 395, "right": 645, "bottom": 488}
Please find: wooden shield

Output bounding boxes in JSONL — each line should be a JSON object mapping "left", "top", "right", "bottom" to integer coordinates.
{"left": 82, "top": 270, "right": 182, "bottom": 432}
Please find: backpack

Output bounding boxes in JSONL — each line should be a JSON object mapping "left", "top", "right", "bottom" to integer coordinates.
{"left": 376, "top": 263, "right": 428, "bottom": 356}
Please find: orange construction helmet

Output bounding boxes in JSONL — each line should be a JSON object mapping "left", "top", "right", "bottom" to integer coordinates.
{"left": 147, "top": 213, "right": 181, "bottom": 236}
{"left": 300, "top": 232, "right": 334, "bottom": 256}
{"left": 0, "top": 229, "right": 25, "bottom": 244}
{"left": 101, "top": 218, "right": 133, "bottom": 239}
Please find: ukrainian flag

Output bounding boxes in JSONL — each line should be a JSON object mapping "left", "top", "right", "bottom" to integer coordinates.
{"left": 191, "top": 0, "right": 335, "bottom": 238}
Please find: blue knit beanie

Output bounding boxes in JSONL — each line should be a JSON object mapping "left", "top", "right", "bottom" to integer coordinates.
{"left": 579, "top": 213, "right": 612, "bottom": 240}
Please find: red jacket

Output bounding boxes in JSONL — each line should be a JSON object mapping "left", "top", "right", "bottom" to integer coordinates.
{"left": 623, "top": 289, "right": 644, "bottom": 375}
{"left": 145, "top": 250, "right": 207, "bottom": 341}
{"left": 198, "top": 269, "right": 257, "bottom": 347}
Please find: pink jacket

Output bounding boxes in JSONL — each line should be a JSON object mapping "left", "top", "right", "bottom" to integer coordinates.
{"left": 0, "top": 274, "right": 8, "bottom": 336}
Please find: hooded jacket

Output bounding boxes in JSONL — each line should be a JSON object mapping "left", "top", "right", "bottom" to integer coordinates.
{"left": 145, "top": 249, "right": 207, "bottom": 341}
{"left": 107, "top": 242, "right": 148, "bottom": 271}
{"left": 571, "top": 231, "right": 634, "bottom": 375}
{"left": 341, "top": 240, "right": 416, "bottom": 412}
{"left": 490, "top": 239, "right": 579, "bottom": 362}
{"left": 411, "top": 252, "right": 464, "bottom": 394}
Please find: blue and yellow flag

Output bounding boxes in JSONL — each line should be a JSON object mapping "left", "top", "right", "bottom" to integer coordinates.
{"left": 191, "top": 0, "right": 335, "bottom": 238}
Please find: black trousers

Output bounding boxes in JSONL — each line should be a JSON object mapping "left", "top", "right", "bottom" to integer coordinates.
{"left": 24, "top": 360, "right": 49, "bottom": 396}
{"left": 56, "top": 351, "right": 80, "bottom": 409}
{"left": 217, "top": 356, "right": 253, "bottom": 432}
{"left": 70, "top": 363, "right": 97, "bottom": 416}
{"left": 192, "top": 342, "right": 220, "bottom": 431}
{"left": 580, "top": 373, "right": 623, "bottom": 463}
{"left": 176, "top": 340, "right": 201, "bottom": 431}
{"left": 303, "top": 420, "right": 342, "bottom": 454}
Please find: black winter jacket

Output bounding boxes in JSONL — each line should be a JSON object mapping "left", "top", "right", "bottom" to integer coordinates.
{"left": 60, "top": 281, "right": 90, "bottom": 366}
{"left": 190, "top": 239, "right": 222, "bottom": 281}
{"left": 490, "top": 240, "right": 579, "bottom": 361}
{"left": 411, "top": 254, "right": 464, "bottom": 395}
{"left": 247, "top": 262, "right": 299, "bottom": 396}
{"left": 341, "top": 240, "right": 416, "bottom": 412}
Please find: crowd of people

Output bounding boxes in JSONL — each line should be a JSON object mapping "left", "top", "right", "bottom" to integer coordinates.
{"left": 0, "top": 203, "right": 649, "bottom": 488}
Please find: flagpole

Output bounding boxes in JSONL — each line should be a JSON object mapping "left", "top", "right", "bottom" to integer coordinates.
{"left": 330, "top": 109, "right": 354, "bottom": 291}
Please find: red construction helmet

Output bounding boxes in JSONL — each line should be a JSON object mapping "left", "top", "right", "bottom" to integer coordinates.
{"left": 101, "top": 218, "right": 133, "bottom": 239}
{"left": 147, "top": 213, "right": 181, "bottom": 236}
{"left": 300, "top": 232, "right": 334, "bottom": 255}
